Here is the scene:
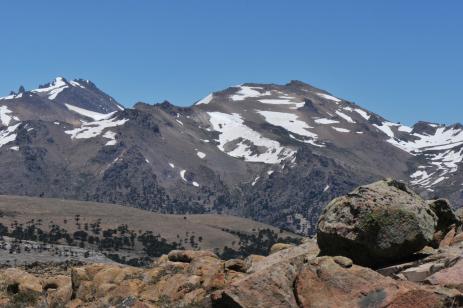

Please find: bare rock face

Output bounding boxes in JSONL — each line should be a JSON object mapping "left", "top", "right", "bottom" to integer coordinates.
{"left": 317, "top": 179, "right": 437, "bottom": 267}
{"left": 212, "top": 240, "right": 319, "bottom": 308}
{"left": 426, "top": 258, "right": 463, "bottom": 292}
{"left": 212, "top": 242, "right": 462, "bottom": 308}
{"left": 295, "top": 256, "right": 449, "bottom": 308}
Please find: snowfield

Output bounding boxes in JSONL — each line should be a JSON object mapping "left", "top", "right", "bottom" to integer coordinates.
{"left": 316, "top": 93, "right": 341, "bottom": 103}
{"left": 0, "top": 106, "right": 19, "bottom": 126}
{"left": 207, "top": 111, "right": 295, "bottom": 164}
{"left": 374, "top": 120, "right": 463, "bottom": 188}
{"left": 65, "top": 104, "right": 114, "bottom": 121}
{"left": 257, "top": 110, "right": 321, "bottom": 145}
{"left": 0, "top": 123, "right": 20, "bottom": 148}
{"left": 196, "top": 93, "right": 214, "bottom": 105}
{"left": 65, "top": 116, "right": 128, "bottom": 140}
{"left": 32, "top": 77, "right": 69, "bottom": 100}
{"left": 230, "top": 86, "right": 271, "bottom": 101}
{"left": 314, "top": 118, "right": 340, "bottom": 125}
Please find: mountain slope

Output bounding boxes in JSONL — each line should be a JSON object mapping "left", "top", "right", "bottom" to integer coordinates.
{"left": 0, "top": 78, "right": 461, "bottom": 235}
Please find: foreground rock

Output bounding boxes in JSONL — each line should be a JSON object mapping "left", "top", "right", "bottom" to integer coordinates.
{"left": 212, "top": 241, "right": 462, "bottom": 307}
{"left": 295, "top": 256, "right": 454, "bottom": 308}
{"left": 378, "top": 228, "right": 463, "bottom": 289}
{"left": 317, "top": 179, "right": 438, "bottom": 266}
{"left": 213, "top": 240, "right": 320, "bottom": 307}
{"left": 0, "top": 238, "right": 461, "bottom": 307}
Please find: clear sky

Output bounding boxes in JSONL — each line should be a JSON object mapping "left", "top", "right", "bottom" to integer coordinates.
{"left": 0, "top": 1, "right": 462, "bottom": 125}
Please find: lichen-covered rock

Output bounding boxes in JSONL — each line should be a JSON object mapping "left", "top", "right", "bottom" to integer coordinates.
{"left": 428, "top": 199, "right": 460, "bottom": 233}
{"left": 317, "top": 179, "right": 437, "bottom": 266}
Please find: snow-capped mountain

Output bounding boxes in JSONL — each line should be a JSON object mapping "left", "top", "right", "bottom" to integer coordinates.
{"left": 0, "top": 78, "right": 461, "bottom": 234}
{"left": 0, "top": 77, "right": 123, "bottom": 124}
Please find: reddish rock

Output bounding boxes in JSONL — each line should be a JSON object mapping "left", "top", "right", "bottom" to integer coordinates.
{"left": 439, "top": 225, "right": 456, "bottom": 248}
{"left": 295, "top": 257, "right": 449, "bottom": 308}
{"left": 426, "top": 259, "right": 463, "bottom": 291}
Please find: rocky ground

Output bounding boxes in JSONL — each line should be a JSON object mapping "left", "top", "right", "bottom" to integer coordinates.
{"left": 0, "top": 179, "right": 462, "bottom": 307}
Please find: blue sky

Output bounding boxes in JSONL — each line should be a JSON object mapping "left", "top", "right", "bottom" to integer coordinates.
{"left": 0, "top": 1, "right": 462, "bottom": 125}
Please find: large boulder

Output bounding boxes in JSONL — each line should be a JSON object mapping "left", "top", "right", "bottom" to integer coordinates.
{"left": 317, "top": 179, "right": 437, "bottom": 267}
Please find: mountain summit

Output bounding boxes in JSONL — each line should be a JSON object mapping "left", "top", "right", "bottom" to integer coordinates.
{"left": 0, "top": 77, "right": 461, "bottom": 234}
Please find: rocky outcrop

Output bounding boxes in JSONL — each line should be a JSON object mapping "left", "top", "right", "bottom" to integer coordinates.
{"left": 213, "top": 240, "right": 319, "bottom": 307}
{"left": 317, "top": 179, "right": 438, "bottom": 266}
{"left": 212, "top": 241, "right": 462, "bottom": 307}
{"left": 295, "top": 256, "right": 452, "bottom": 308}
{"left": 378, "top": 229, "right": 463, "bottom": 289}
{"left": 0, "top": 238, "right": 461, "bottom": 307}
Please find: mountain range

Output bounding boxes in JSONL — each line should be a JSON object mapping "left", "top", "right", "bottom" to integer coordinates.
{"left": 0, "top": 77, "right": 461, "bottom": 235}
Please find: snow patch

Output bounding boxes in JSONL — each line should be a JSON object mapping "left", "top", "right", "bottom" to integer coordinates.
{"left": 208, "top": 111, "right": 296, "bottom": 164}
{"left": 354, "top": 108, "right": 370, "bottom": 120}
{"left": 257, "top": 111, "right": 321, "bottom": 145}
{"left": 65, "top": 104, "right": 114, "bottom": 121}
{"left": 332, "top": 127, "right": 350, "bottom": 133}
{"left": 251, "top": 176, "right": 260, "bottom": 186}
{"left": 230, "top": 86, "right": 271, "bottom": 101}
{"left": 64, "top": 116, "right": 128, "bottom": 140}
{"left": 196, "top": 151, "right": 206, "bottom": 159}
{"left": 258, "top": 98, "right": 305, "bottom": 109}
{"left": 314, "top": 118, "right": 339, "bottom": 125}
{"left": 102, "top": 130, "right": 117, "bottom": 146}
{"left": 335, "top": 111, "right": 355, "bottom": 123}
{"left": 196, "top": 93, "right": 214, "bottom": 105}
{"left": 0, "top": 123, "right": 20, "bottom": 148}
{"left": 316, "top": 93, "right": 341, "bottom": 103}
{"left": 0, "top": 106, "right": 19, "bottom": 126}
{"left": 32, "top": 77, "right": 68, "bottom": 100}
{"left": 180, "top": 170, "right": 187, "bottom": 182}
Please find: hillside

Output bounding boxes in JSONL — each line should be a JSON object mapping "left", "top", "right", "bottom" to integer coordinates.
{"left": 0, "top": 195, "right": 300, "bottom": 265}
